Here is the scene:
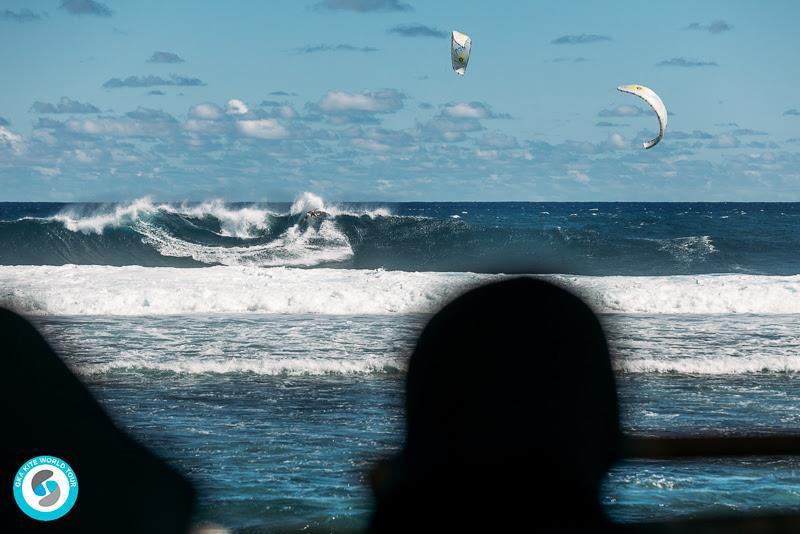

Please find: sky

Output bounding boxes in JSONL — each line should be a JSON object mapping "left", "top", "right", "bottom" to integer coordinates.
{"left": 0, "top": 0, "right": 798, "bottom": 202}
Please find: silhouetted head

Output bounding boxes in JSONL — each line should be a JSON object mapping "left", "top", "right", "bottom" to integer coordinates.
{"left": 370, "top": 278, "right": 620, "bottom": 531}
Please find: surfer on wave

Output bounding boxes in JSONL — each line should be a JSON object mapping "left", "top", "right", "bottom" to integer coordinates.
{"left": 304, "top": 208, "right": 328, "bottom": 220}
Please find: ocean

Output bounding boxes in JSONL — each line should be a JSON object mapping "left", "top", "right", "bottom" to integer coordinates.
{"left": 2, "top": 196, "right": 800, "bottom": 531}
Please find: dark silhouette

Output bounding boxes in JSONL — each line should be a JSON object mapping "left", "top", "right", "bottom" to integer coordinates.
{"left": 368, "top": 278, "right": 621, "bottom": 532}
{"left": 0, "top": 308, "right": 195, "bottom": 533}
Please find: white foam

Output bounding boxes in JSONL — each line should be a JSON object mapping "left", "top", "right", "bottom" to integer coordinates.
{"left": 2, "top": 266, "right": 800, "bottom": 316}
{"left": 617, "top": 355, "right": 800, "bottom": 375}
{"left": 46, "top": 193, "right": 389, "bottom": 238}
{"left": 172, "top": 200, "right": 271, "bottom": 238}
{"left": 136, "top": 218, "right": 353, "bottom": 267}
{"left": 50, "top": 197, "right": 158, "bottom": 234}
{"left": 47, "top": 197, "right": 274, "bottom": 238}
{"left": 655, "top": 235, "right": 717, "bottom": 263}
{"left": 79, "top": 356, "right": 405, "bottom": 376}
{"left": 289, "top": 191, "right": 390, "bottom": 218}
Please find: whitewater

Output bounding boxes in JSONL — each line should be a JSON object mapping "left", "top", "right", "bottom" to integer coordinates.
{"left": 2, "top": 265, "right": 800, "bottom": 316}
{"left": 3, "top": 198, "right": 800, "bottom": 529}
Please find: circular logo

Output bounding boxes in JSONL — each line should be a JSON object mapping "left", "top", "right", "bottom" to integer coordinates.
{"left": 13, "top": 456, "right": 78, "bottom": 521}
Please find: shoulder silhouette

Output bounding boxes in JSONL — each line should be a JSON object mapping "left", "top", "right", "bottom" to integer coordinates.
{"left": 0, "top": 308, "right": 195, "bottom": 534}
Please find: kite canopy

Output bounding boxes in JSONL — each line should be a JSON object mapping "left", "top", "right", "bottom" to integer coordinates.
{"left": 451, "top": 31, "right": 471, "bottom": 76}
{"left": 617, "top": 85, "right": 668, "bottom": 149}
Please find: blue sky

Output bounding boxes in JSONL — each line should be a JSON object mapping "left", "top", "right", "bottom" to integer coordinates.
{"left": 1, "top": 0, "right": 798, "bottom": 201}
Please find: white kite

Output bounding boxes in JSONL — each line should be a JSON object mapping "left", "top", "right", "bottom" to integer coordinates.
{"left": 617, "top": 84, "right": 668, "bottom": 149}
{"left": 451, "top": 31, "right": 471, "bottom": 76}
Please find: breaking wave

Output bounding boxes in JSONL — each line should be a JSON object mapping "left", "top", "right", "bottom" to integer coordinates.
{"left": 3, "top": 266, "right": 800, "bottom": 316}
{"left": 2, "top": 196, "right": 798, "bottom": 274}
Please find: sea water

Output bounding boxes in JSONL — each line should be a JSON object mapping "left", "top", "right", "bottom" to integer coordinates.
{"left": 1, "top": 199, "right": 799, "bottom": 530}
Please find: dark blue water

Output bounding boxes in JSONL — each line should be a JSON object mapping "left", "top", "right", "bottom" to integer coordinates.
{"left": 1, "top": 201, "right": 799, "bottom": 274}
{"left": 3, "top": 200, "right": 800, "bottom": 531}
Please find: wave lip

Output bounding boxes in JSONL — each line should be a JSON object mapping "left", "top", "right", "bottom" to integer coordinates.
{"left": 3, "top": 266, "right": 800, "bottom": 316}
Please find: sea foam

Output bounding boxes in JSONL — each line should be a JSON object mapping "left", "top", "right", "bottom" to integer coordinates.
{"left": 2, "top": 266, "right": 800, "bottom": 316}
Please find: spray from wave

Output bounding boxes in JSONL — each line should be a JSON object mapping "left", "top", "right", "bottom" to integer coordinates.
{"left": 1, "top": 193, "right": 396, "bottom": 268}
{"left": 2, "top": 198, "right": 800, "bottom": 274}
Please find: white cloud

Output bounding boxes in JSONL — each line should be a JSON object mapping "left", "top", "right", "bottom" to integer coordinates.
{"left": 475, "top": 148, "right": 498, "bottom": 160}
{"left": 607, "top": 132, "right": 626, "bottom": 149}
{"left": 236, "top": 119, "right": 289, "bottom": 140}
{"left": 278, "top": 105, "right": 297, "bottom": 119}
{"left": 708, "top": 133, "right": 740, "bottom": 149}
{"left": 568, "top": 169, "right": 591, "bottom": 183}
{"left": 226, "top": 99, "right": 249, "bottom": 115}
{"left": 32, "top": 166, "right": 61, "bottom": 177}
{"left": 319, "top": 90, "right": 403, "bottom": 113}
{"left": 184, "top": 119, "right": 226, "bottom": 133}
{"left": 598, "top": 105, "right": 645, "bottom": 117}
{"left": 352, "top": 138, "right": 390, "bottom": 152}
{"left": 189, "top": 103, "right": 224, "bottom": 120}
{"left": 445, "top": 103, "right": 488, "bottom": 119}
{"left": 0, "top": 126, "right": 25, "bottom": 154}
{"left": 64, "top": 117, "right": 166, "bottom": 137}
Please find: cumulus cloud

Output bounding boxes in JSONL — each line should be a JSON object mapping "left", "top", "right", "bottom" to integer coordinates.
{"left": 56, "top": 108, "right": 178, "bottom": 137}
{"left": 236, "top": 119, "right": 289, "bottom": 140}
{"left": 0, "top": 126, "right": 24, "bottom": 154}
{"left": 784, "top": 109, "right": 800, "bottom": 116}
{"left": 387, "top": 23, "right": 447, "bottom": 38}
{"left": 732, "top": 128, "right": 767, "bottom": 136}
{"left": 103, "top": 74, "right": 206, "bottom": 88}
{"left": 415, "top": 101, "right": 510, "bottom": 142}
{"left": 147, "top": 51, "right": 185, "bottom": 63}
{"left": 269, "top": 91, "right": 298, "bottom": 97}
{"left": 11, "top": 87, "right": 800, "bottom": 202}
{"left": 551, "top": 34, "right": 611, "bottom": 45}
{"left": 1, "top": 9, "right": 46, "bottom": 22}
{"left": 31, "top": 97, "right": 100, "bottom": 114}
{"left": 479, "top": 132, "right": 518, "bottom": 149}
{"left": 59, "top": 0, "right": 112, "bottom": 17}
{"left": 189, "top": 103, "right": 224, "bottom": 120}
{"left": 606, "top": 132, "right": 627, "bottom": 150}
{"left": 598, "top": 105, "right": 645, "bottom": 117}
{"left": 352, "top": 138, "right": 391, "bottom": 153}
{"left": 596, "top": 121, "right": 626, "bottom": 128}
{"left": 294, "top": 44, "right": 378, "bottom": 53}
{"left": 656, "top": 57, "right": 718, "bottom": 67}
{"left": 148, "top": 90, "right": 166, "bottom": 96}
{"left": 313, "top": 0, "right": 411, "bottom": 12}
{"left": 276, "top": 105, "right": 298, "bottom": 119}
{"left": 318, "top": 89, "right": 405, "bottom": 113}
{"left": 669, "top": 130, "right": 713, "bottom": 140}
{"left": 124, "top": 107, "right": 176, "bottom": 122}
{"left": 63, "top": 118, "right": 151, "bottom": 137}
{"left": 686, "top": 20, "right": 732, "bottom": 34}
{"left": 707, "top": 133, "right": 740, "bottom": 149}
{"left": 568, "top": 169, "right": 591, "bottom": 183}
{"left": 443, "top": 102, "right": 510, "bottom": 120}
{"left": 226, "top": 99, "right": 249, "bottom": 115}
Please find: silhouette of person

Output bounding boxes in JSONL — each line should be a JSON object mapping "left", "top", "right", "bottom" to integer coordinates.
{"left": 368, "top": 278, "right": 621, "bottom": 532}
{"left": 0, "top": 308, "right": 195, "bottom": 533}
